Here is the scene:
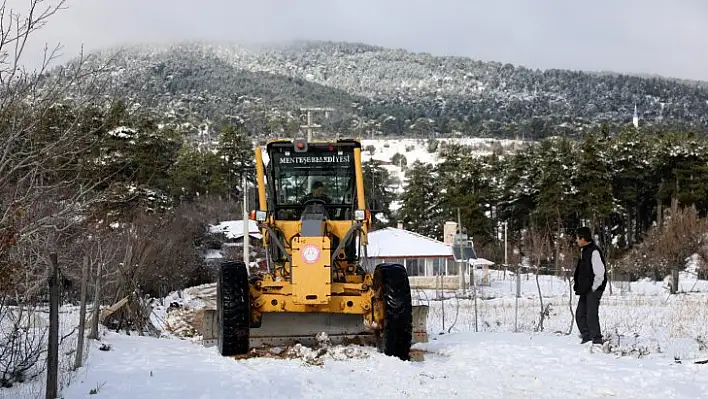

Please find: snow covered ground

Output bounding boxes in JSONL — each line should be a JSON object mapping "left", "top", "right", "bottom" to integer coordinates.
{"left": 415, "top": 269, "right": 708, "bottom": 359}
{"left": 4, "top": 270, "right": 708, "bottom": 398}
{"left": 53, "top": 329, "right": 708, "bottom": 399}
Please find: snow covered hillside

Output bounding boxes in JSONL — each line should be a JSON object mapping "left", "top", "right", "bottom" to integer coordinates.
{"left": 361, "top": 137, "right": 522, "bottom": 204}
{"left": 359, "top": 137, "right": 523, "bottom": 164}
{"left": 79, "top": 40, "right": 708, "bottom": 139}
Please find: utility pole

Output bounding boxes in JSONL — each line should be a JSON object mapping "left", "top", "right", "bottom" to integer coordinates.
{"left": 242, "top": 173, "right": 249, "bottom": 268}
{"left": 457, "top": 208, "right": 465, "bottom": 295}
{"left": 504, "top": 221, "right": 510, "bottom": 280}
{"left": 299, "top": 107, "right": 335, "bottom": 191}
{"left": 299, "top": 107, "right": 335, "bottom": 141}
{"left": 504, "top": 220, "right": 508, "bottom": 266}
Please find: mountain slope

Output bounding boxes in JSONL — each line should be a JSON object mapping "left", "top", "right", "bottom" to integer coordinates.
{"left": 59, "top": 40, "right": 708, "bottom": 139}
{"left": 240, "top": 41, "right": 708, "bottom": 126}
{"left": 69, "top": 44, "right": 371, "bottom": 131}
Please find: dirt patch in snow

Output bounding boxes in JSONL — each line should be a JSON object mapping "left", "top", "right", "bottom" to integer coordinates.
{"left": 233, "top": 342, "right": 372, "bottom": 366}
{"left": 228, "top": 333, "right": 372, "bottom": 366}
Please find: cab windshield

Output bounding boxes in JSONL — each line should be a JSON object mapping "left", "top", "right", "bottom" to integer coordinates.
{"left": 268, "top": 146, "right": 356, "bottom": 220}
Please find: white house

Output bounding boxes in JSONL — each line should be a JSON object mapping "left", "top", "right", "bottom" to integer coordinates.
{"left": 205, "top": 220, "right": 264, "bottom": 264}
{"left": 364, "top": 227, "right": 457, "bottom": 276}
{"left": 209, "top": 220, "right": 262, "bottom": 241}
{"left": 364, "top": 227, "right": 460, "bottom": 289}
{"left": 363, "top": 226, "right": 495, "bottom": 290}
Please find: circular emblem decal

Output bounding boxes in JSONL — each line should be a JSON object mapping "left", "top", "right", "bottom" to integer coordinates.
{"left": 301, "top": 244, "right": 320, "bottom": 264}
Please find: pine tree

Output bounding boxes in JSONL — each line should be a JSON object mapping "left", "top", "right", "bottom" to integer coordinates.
{"left": 436, "top": 146, "right": 495, "bottom": 244}
{"left": 573, "top": 132, "right": 613, "bottom": 233}
{"left": 398, "top": 161, "right": 445, "bottom": 239}
{"left": 496, "top": 149, "right": 538, "bottom": 233}
{"left": 362, "top": 160, "right": 397, "bottom": 228}
{"left": 216, "top": 123, "right": 255, "bottom": 198}
{"left": 653, "top": 132, "right": 708, "bottom": 214}
{"left": 169, "top": 146, "right": 227, "bottom": 200}
{"left": 531, "top": 137, "right": 578, "bottom": 234}
{"left": 607, "top": 127, "right": 657, "bottom": 247}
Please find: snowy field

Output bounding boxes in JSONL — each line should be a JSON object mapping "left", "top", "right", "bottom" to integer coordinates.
{"left": 4, "top": 270, "right": 708, "bottom": 398}
{"left": 49, "top": 329, "right": 708, "bottom": 399}
{"left": 415, "top": 270, "right": 708, "bottom": 361}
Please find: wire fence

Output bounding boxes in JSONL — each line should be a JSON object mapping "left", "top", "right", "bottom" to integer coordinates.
{"left": 410, "top": 265, "right": 708, "bottom": 351}
{"left": 1, "top": 255, "right": 101, "bottom": 399}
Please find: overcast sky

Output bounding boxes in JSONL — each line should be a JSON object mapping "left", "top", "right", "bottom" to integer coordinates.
{"left": 12, "top": 0, "right": 708, "bottom": 81}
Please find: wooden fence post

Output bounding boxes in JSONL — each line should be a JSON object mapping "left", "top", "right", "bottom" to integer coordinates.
{"left": 46, "top": 252, "right": 59, "bottom": 399}
{"left": 88, "top": 262, "right": 102, "bottom": 340}
{"left": 74, "top": 255, "right": 90, "bottom": 369}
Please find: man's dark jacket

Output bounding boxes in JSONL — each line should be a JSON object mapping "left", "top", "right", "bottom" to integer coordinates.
{"left": 573, "top": 241, "right": 608, "bottom": 295}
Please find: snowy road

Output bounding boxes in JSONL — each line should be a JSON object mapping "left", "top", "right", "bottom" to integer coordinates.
{"left": 59, "top": 331, "right": 708, "bottom": 399}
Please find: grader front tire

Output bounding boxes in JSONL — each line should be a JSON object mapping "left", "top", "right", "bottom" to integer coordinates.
{"left": 374, "top": 263, "right": 413, "bottom": 361}
{"left": 217, "top": 260, "right": 250, "bottom": 356}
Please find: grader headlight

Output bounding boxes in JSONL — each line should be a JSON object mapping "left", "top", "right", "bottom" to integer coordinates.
{"left": 354, "top": 209, "right": 366, "bottom": 221}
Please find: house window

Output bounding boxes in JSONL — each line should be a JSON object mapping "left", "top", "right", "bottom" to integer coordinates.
{"left": 406, "top": 258, "right": 420, "bottom": 276}
{"left": 433, "top": 258, "right": 443, "bottom": 275}
{"left": 447, "top": 259, "right": 459, "bottom": 275}
{"left": 386, "top": 258, "right": 403, "bottom": 266}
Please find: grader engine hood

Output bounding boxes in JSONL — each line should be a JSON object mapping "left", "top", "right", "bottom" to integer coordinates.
{"left": 300, "top": 203, "right": 328, "bottom": 236}
{"left": 291, "top": 235, "right": 331, "bottom": 305}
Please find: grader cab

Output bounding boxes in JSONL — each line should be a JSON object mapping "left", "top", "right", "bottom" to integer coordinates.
{"left": 209, "top": 137, "right": 427, "bottom": 361}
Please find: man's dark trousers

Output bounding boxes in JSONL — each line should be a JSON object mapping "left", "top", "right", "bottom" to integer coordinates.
{"left": 576, "top": 290, "right": 602, "bottom": 343}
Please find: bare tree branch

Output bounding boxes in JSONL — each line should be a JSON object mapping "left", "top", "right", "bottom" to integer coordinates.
{"left": 524, "top": 226, "right": 553, "bottom": 332}
{"left": 618, "top": 201, "right": 708, "bottom": 293}
{"left": 0, "top": 0, "right": 123, "bottom": 389}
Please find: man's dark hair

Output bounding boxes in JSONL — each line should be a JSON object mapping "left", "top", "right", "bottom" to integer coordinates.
{"left": 576, "top": 226, "right": 593, "bottom": 242}
{"left": 312, "top": 181, "right": 324, "bottom": 189}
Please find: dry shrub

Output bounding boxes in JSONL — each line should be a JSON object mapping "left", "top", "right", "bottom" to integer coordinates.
{"left": 0, "top": 298, "right": 48, "bottom": 388}
{"left": 106, "top": 202, "right": 220, "bottom": 302}
{"left": 619, "top": 201, "right": 708, "bottom": 292}
{"left": 523, "top": 227, "right": 553, "bottom": 331}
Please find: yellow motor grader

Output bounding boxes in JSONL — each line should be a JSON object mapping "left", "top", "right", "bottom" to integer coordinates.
{"left": 207, "top": 137, "right": 427, "bottom": 361}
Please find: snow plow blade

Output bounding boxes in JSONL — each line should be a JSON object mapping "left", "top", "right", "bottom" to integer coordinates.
{"left": 200, "top": 305, "right": 429, "bottom": 349}
{"left": 251, "top": 313, "right": 376, "bottom": 348}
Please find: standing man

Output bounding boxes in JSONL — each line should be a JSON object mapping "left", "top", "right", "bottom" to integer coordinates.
{"left": 573, "top": 226, "right": 607, "bottom": 344}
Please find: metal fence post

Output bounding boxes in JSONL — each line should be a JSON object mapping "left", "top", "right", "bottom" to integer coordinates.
{"left": 515, "top": 264, "right": 520, "bottom": 332}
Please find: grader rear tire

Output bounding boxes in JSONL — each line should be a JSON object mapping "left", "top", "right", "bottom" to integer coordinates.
{"left": 217, "top": 260, "right": 250, "bottom": 356}
{"left": 374, "top": 263, "right": 413, "bottom": 361}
